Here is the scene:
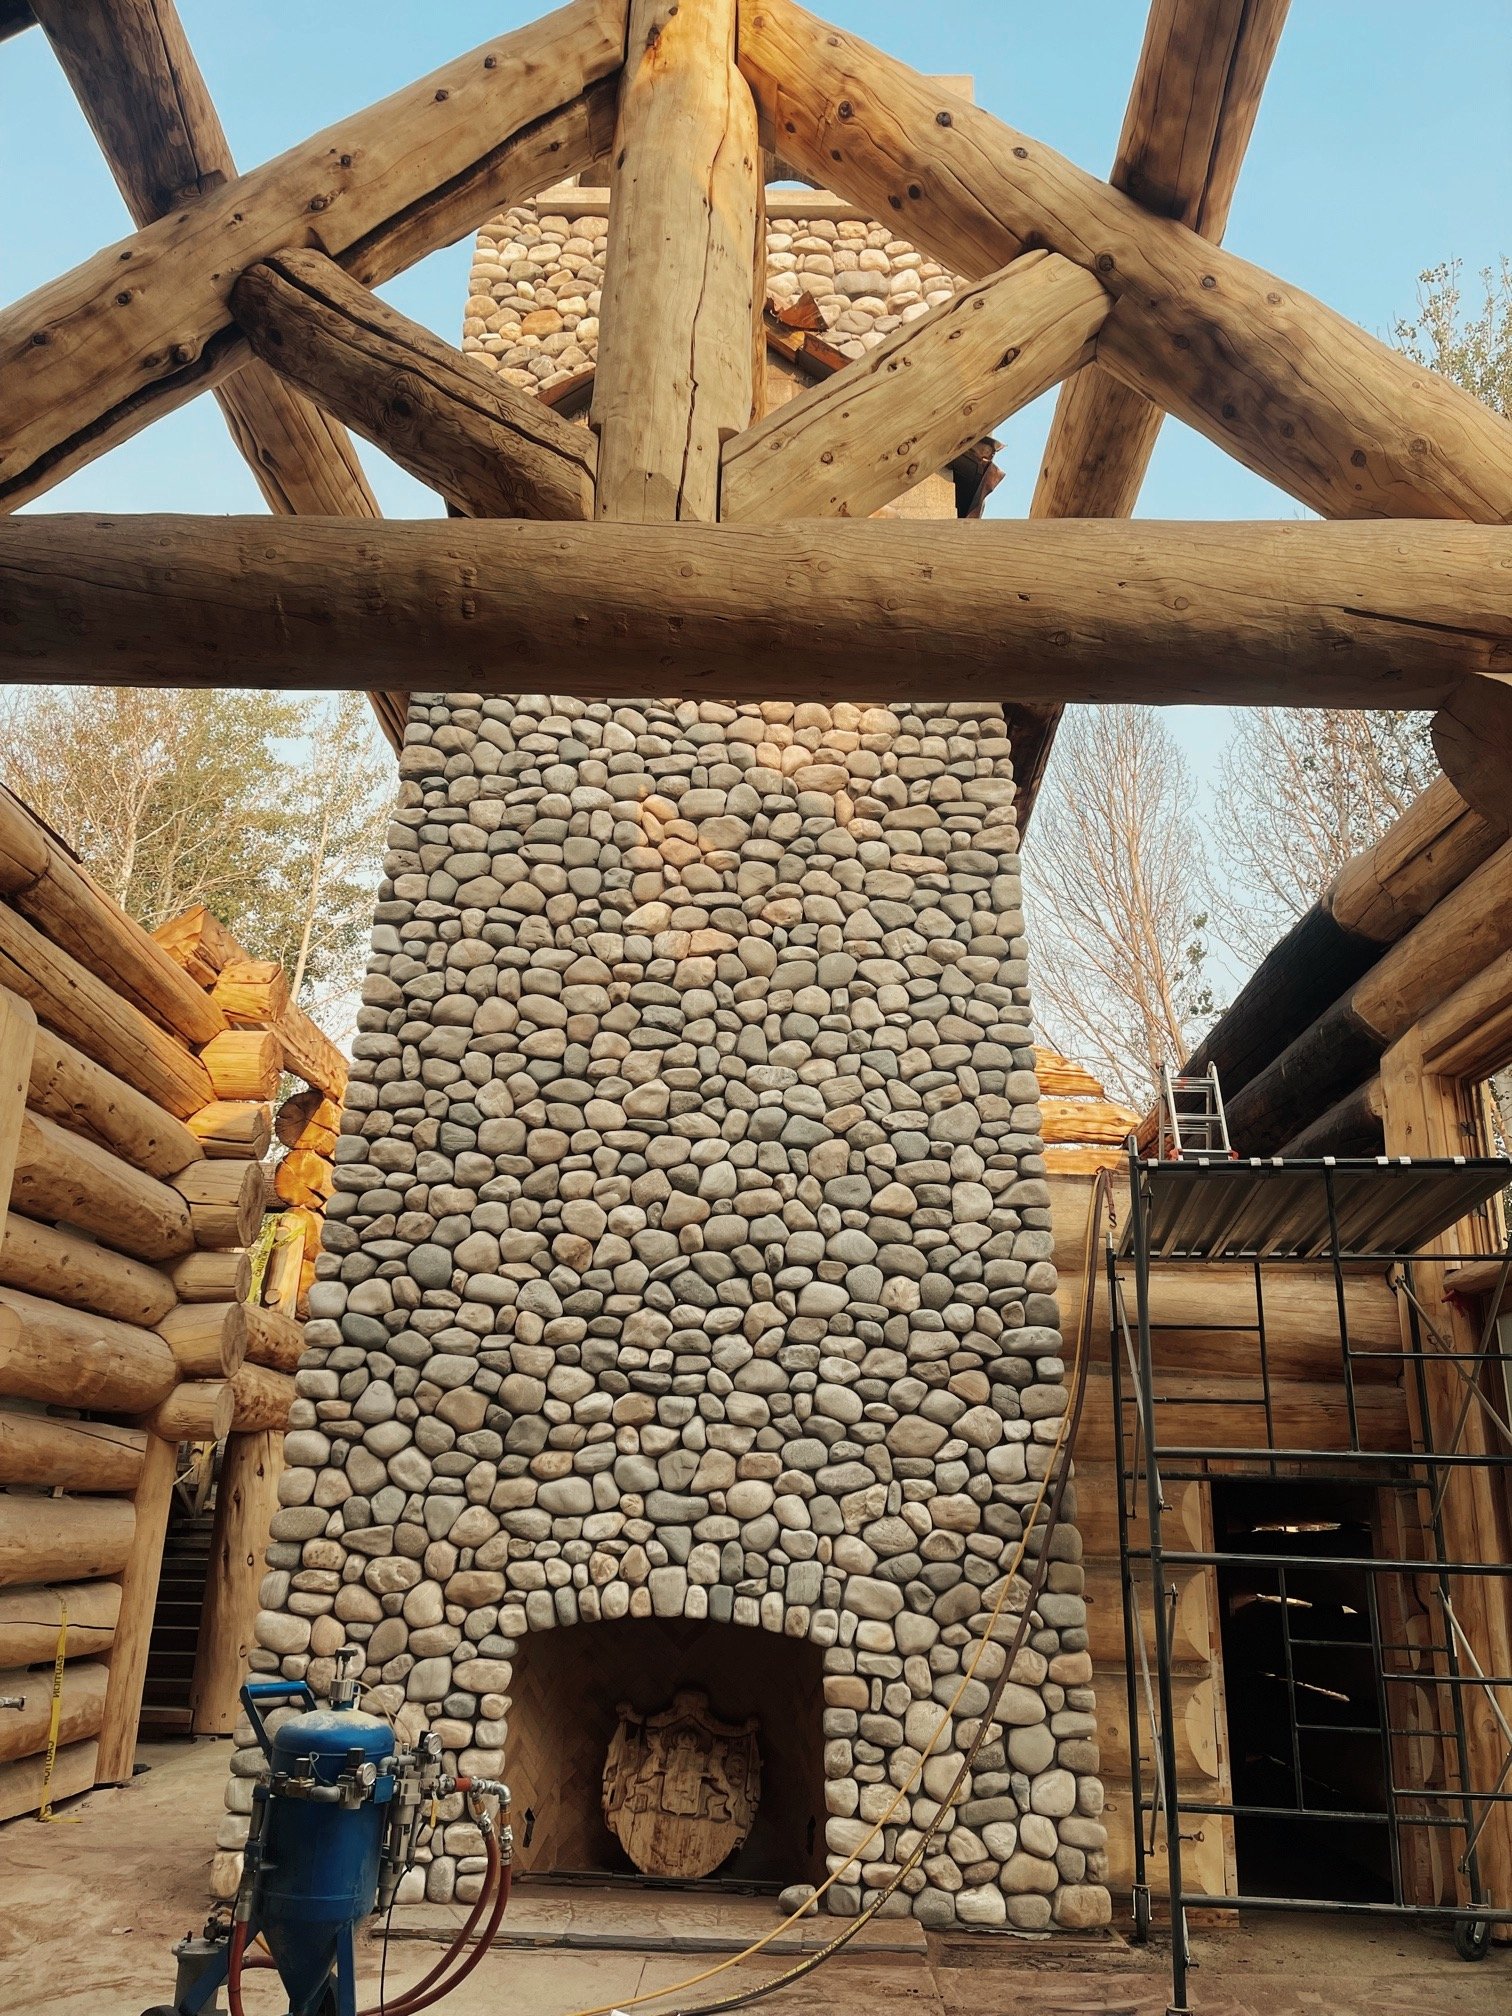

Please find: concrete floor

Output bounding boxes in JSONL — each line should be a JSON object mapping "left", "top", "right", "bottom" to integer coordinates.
{"left": 0, "top": 1740, "right": 1504, "bottom": 2016}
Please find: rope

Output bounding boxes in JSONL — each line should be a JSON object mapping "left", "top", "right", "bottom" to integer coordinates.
{"left": 558, "top": 1164, "right": 1112, "bottom": 2016}
{"left": 35, "top": 1598, "right": 80, "bottom": 1825}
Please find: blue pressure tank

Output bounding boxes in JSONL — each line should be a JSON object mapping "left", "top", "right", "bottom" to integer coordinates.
{"left": 252, "top": 1698, "right": 396, "bottom": 2016}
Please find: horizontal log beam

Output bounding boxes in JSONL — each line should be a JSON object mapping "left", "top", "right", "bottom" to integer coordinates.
{"left": 232, "top": 250, "right": 596, "bottom": 521}
{"left": 0, "top": 0, "right": 625, "bottom": 509}
{"left": 0, "top": 1212, "right": 176, "bottom": 1328}
{"left": 1, "top": 516, "right": 1508, "bottom": 820}
{"left": 738, "top": 0, "right": 1512, "bottom": 524}
{"left": 721, "top": 250, "right": 1108, "bottom": 522}
{"left": 0, "top": 786, "right": 224, "bottom": 1046}
{"left": 1012, "top": 0, "right": 1291, "bottom": 824}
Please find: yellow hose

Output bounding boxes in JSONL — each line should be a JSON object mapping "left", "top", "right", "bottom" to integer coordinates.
{"left": 558, "top": 1166, "right": 1112, "bottom": 2016}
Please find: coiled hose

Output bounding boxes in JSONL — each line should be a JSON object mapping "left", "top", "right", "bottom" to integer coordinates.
{"left": 561, "top": 1162, "right": 1113, "bottom": 2016}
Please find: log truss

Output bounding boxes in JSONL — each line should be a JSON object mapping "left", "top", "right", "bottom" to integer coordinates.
{"left": 1, "top": 0, "right": 1509, "bottom": 828}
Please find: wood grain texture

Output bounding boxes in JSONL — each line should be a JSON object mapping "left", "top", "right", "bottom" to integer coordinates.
{"left": 592, "top": 0, "right": 759, "bottom": 521}
{"left": 233, "top": 250, "right": 596, "bottom": 521}
{"left": 722, "top": 250, "right": 1107, "bottom": 522}
{"left": 737, "top": 0, "right": 1512, "bottom": 522}
{"left": 0, "top": 0, "right": 626, "bottom": 508}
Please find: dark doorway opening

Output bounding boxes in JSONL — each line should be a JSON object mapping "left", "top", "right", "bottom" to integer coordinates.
{"left": 1212, "top": 1478, "right": 1392, "bottom": 1903}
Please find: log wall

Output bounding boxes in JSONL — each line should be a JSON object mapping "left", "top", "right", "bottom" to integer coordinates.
{"left": 0, "top": 785, "right": 320, "bottom": 1806}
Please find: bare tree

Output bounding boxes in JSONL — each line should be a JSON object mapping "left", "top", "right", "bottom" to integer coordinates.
{"left": 1024, "top": 706, "right": 1216, "bottom": 1111}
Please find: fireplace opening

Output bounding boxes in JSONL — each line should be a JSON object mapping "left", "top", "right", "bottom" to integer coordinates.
{"left": 504, "top": 1617, "right": 827, "bottom": 1888}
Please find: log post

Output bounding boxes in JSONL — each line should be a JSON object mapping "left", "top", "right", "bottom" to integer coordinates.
{"left": 592, "top": 0, "right": 760, "bottom": 521}
{"left": 95, "top": 1430, "right": 177, "bottom": 1783}
{"left": 0, "top": 990, "right": 36, "bottom": 1223}
{"left": 189, "top": 1429, "right": 283, "bottom": 1736}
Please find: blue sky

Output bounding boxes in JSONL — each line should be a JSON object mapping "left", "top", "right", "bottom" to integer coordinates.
{"left": 2, "top": 0, "right": 1508, "bottom": 786}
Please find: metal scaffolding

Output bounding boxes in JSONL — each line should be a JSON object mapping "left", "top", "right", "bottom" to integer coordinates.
{"left": 1110, "top": 1152, "right": 1512, "bottom": 2013}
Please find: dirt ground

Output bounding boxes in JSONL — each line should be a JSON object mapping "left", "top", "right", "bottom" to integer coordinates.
{"left": 0, "top": 1739, "right": 1504, "bottom": 2016}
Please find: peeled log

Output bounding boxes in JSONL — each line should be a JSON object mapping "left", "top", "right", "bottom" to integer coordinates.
{"left": 0, "top": 1409, "right": 146, "bottom": 1491}
{"left": 10, "top": 1110, "right": 193, "bottom": 1261}
{"left": 187, "top": 1101, "right": 273, "bottom": 1160}
{"left": 0, "top": 1738, "right": 99, "bottom": 1823}
{"left": 171, "top": 1157, "right": 265, "bottom": 1251}
{"left": 228, "top": 1361, "right": 295, "bottom": 1432}
{"left": 0, "top": 1657, "right": 108, "bottom": 1763}
{"left": 0, "top": 899, "right": 212, "bottom": 1118}
{"left": 27, "top": 1021, "right": 201, "bottom": 1179}
{"left": 0, "top": 1493, "right": 134, "bottom": 1587}
{"left": 154, "top": 1300, "right": 248, "bottom": 1378}
{"left": 0, "top": 1212, "right": 177, "bottom": 1328}
{"left": 0, "top": 787, "right": 225, "bottom": 1048}
{"left": 0, "top": 1284, "right": 178, "bottom": 1413}
{"left": 243, "top": 1303, "right": 305, "bottom": 1373}
{"left": 168, "top": 1248, "right": 251, "bottom": 1304}
{"left": 138, "top": 1378, "right": 233, "bottom": 1443}
{"left": 0, "top": 1580, "right": 120, "bottom": 1666}
{"left": 200, "top": 1029, "right": 283, "bottom": 1102}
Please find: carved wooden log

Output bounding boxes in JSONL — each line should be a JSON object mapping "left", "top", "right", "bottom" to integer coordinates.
{"left": 0, "top": 1, "right": 625, "bottom": 509}
{"left": 233, "top": 250, "right": 597, "bottom": 521}
{"left": 0, "top": 1284, "right": 179, "bottom": 1413}
{"left": 0, "top": 1657, "right": 109, "bottom": 1764}
{"left": 10, "top": 1110, "right": 193, "bottom": 1261}
{"left": 136, "top": 1378, "right": 234, "bottom": 1443}
{"left": 0, "top": 1580, "right": 120, "bottom": 1666}
{"left": 242, "top": 1303, "right": 305, "bottom": 1374}
{"left": 167, "top": 1247, "right": 252, "bottom": 1305}
{"left": 0, "top": 787, "right": 226, "bottom": 1048}
{"left": 187, "top": 1101, "right": 273, "bottom": 1160}
{"left": 228, "top": 1361, "right": 296, "bottom": 1432}
{"left": 0, "top": 1493, "right": 134, "bottom": 1588}
{"left": 0, "top": 1213, "right": 176, "bottom": 1328}
{"left": 154, "top": 1300, "right": 248, "bottom": 1379}
{"left": 0, "top": 902, "right": 212, "bottom": 1118}
{"left": 736, "top": 0, "right": 1512, "bottom": 524}
{"left": 189, "top": 1428, "right": 283, "bottom": 1736}
{"left": 0, "top": 1409, "right": 146, "bottom": 1491}
{"left": 592, "top": 0, "right": 759, "bottom": 521}
{"left": 27, "top": 1021, "right": 201, "bottom": 1179}
{"left": 171, "top": 1157, "right": 265, "bottom": 1251}
{"left": 721, "top": 251, "right": 1109, "bottom": 523}
{"left": 200, "top": 1029, "right": 283, "bottom": 1102}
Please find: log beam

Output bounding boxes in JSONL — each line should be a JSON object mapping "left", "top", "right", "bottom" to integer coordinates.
{"left": 189, "top": 1429, "right": 282, "bottom": 1736}
{"left": 720, "top": 250, "right": 1108, "bottom": 523}
{"left": 0, "top": 0, "right": 626, "bottom": 511}
{"left": 232, "top": 250, "right": 597, "bottom": 521}
{"left": 1, "top": 517, "right": 1509, "bottom": 821}
{"left": 1011, "top": 0, "right": 1290, "bottom": 818}
{"left": 592, "top": 0, "right": 760, "bottom": 521}
{"left": 736, "top": 0, "right": 1512, "bottom": 525}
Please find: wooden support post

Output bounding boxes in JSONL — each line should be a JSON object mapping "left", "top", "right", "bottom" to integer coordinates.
{"left": 721, "top": 251, "right": 1108, "bottom": 523}
{"left": 95, "top": 1430, "right": 177, "bottom": 1783}
{"left": 592, "top": 0, "right": 760, "bottom": 521}
{"left": 1379, "top": 1039, "right": 1512, "bottom": 1926}
{"left": 0, "top": 990, "right": 36, "bottom": 1223}
{"left": 232, "top": 250, "right": 597, "bottom": 521}
{"left": 0, "top": 0, "right": 627, "bottom": 510}
{"left": 189, "top": 1429, "right": 283, "bottom": 1736}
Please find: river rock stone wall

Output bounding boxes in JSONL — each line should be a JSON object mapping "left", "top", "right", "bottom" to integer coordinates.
{"left": 222, "top": 692, "right": 1110, "bottom": 1933}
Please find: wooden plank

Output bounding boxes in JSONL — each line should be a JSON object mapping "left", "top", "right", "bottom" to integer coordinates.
{"left": 2, "top": 516, "right": 1507, "bottom": 742}
{"left": 189, "top": 1428, "right": 282, "bottom": 1735}
{"left": 233, "top": 250, "right": 596, "bottom": 521}
{"left": 95, "top": 1430, "right": 176, "bottom": 1782}
{"left": 0, "top": 785, "right": 225, "bottom": 1046}
{"left": 0, "top": 903, "right": 212, "bottom": 1119}
{"left": 736, "top": 0, "right": 1512, "bottom": 524}
{"left": 721, "top": 250, "right": 1107, "bottom": 523}
{"left": 0, "top": 0, "right": 626, "bottom": 509}
{"left": 1011, "top": 0, "right": 1291, "bottom": 817}
{"left": 0, "top": 989, "right": 36, "bottom": 1224}
{"left": 592, "top": 0, "right": 759, "bottom": 521}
